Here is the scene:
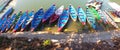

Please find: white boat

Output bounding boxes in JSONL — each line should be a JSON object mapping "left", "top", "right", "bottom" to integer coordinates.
{"left": 97, "top": 10, "right": 109, "bottom": 24}
{"left": 103, "top": 10, "right": 119, "bottom": 28}
{"left": 55, "top": 5, "right": 64, "bottom": 15}
{"left": 49, "top": 5, "right": 64, "bottom": 23}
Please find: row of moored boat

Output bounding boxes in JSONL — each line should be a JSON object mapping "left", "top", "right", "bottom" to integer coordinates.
{"left": 0, "top": 4, "right": 119, "bottom": 33}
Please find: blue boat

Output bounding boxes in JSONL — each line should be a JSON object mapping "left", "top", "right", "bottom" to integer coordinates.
{"left": 10, "top": 11, "right": 23, "bottom": 30}
{"left": 21, "top": 11, "right": 34, "bottom": 31}
{"left": 0, "top": 17, "right": 7, "bottom": 29}
{"left": 42, "top": 4, "right": 56, "bottom": 23}
{"left": 58, "top": 8, "right": 69, "bottom": 32}
{"left": 86, "top": 7, "right": 96, "bottom": 29}
{"left": 31, "top": 8, "right": 44, "bottom": 31}
{"left": 77, "top": 6, "right": 87, "bottom": 25}
{"left": 0, "top": 18, "right": 10, "bottom": 33}
{"left": 13, "top": 11, "right": 28, "bottom": 32}
{"left": 5, "top": 13, "right": 16, "bottom": 31}
{"left": 69, "top": 4, "right": 77, "bottom": 21}
{"left": 1, "top": 7, "right": 13, "bottom": 19}
{"left": 0, "top": 7, "right": 13, "bottom": 27}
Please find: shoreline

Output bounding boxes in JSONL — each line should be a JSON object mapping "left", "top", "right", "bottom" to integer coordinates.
{"left": 0, "top": 29, "right": 120, "bottom": 43}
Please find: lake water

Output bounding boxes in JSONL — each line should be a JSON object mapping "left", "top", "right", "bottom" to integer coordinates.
{"left": 14, "top": 0, "right": 88, "bottom": 12}
{"left": 14, "top": 0, "right": 120, "bottom": 12}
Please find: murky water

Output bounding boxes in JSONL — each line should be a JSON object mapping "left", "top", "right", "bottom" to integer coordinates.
{"left": 14, "top": 0, "right": 88, "bottom": 12}
{"left": 110, "top": 0, "right": 120, "bottom": 5}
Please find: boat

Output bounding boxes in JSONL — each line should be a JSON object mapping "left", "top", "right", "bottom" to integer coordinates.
{"left": 10, "top": 11, "right": 22, "bottom": 30}
{"left": 77, "top": 6, "right": 87, "bottom": 25}
{"left": 0, "top": 7, "right": 13, "bottom": 24}
{"left": 0, "top": 7, "right": 13, "bottom": 28}
{"left": 88, "top": 7, "right": 101, "bottom": 21}
{"left": 5, "top": 13, "right": 16, "bottom": 31}
{"left": 86, "top": 0, "right": 102, "bottom": 10}
{"left": 58, "top": 8, "right": 69, "bottom": 32}
{"left": 31, "top": 8, "right": 44, "bottom": 31}
{"left": 13, "top": 11, "right": 28, "bottom": 32}
{"left": 0, "top": 17, "right": 7, "bottom": 29}
{"left": 69, "top": 4, "right": 77, "bottom": 21}
{"left": 103, "top": 10, "right": 119, "bottom": 28}
{"left": 42, "top": 4, "right": 56, "bottom": 23}
{"left": 21, "top": 11, "right": 34, "bottom": 31}
{"left": 49, "top": 5, "right": 64, "bottom": 24}
{"left": 0, "top": 18, "right": 10, "bottom": 33}
{"left": 97, "top": 10, "right": 109, "bottom": 24}
{"left": 86, "top": 7, "right": 96, "bottom": 29}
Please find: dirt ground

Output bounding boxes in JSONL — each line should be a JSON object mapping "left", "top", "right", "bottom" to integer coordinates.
{"left": 0, "top": 36, "right": 120, "bottom": 50}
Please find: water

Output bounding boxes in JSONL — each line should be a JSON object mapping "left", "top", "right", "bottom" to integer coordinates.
{"left": 110, "top": 0, "right": 120, "bottom": 5}
{"left": 14, "top": 0, "right": 88, "bottom": 12}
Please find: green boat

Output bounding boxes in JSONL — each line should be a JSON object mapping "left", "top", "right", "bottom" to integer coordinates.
{"left": 88, "top": 7, "right": 101, "bottom": 21}
{"left": 10, "top": 11, "right": 23, "bottom": 29}
{"left": 86, "top": 7, "right": 96, "bottom": 29}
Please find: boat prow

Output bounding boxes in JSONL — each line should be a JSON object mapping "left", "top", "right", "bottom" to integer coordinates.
{"left": 77, "top": 6, "right": 87, "bottom": 25}
{"left": 58, "top": 8, "right": 69, "bottom": 31}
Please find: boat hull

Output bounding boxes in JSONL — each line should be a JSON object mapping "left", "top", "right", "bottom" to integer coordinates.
{"left": 31, "top": 8, "right": 44, "bottom": 31}
{"left": 78, "top": 7, "right": 87, "bottom": 25}
{"left": 5, "top": 14, "right": 16, "bottom": 32}
{"left": 49, "top": 5, "right": 64, "bottom": 24}
{"left": 86, "top": 8, "right": 96, "bottom": 29}
{"left": 49, "top": 14, "right": 59, "bottom": 23}
{"left": 103, "top": 10, "right": 119, "bottom": 28}
{"left": 69, "top": 5, "right": 77, "bottom": 21}
{"left": 13, "top": 11, "right": 28, "bottom": 32}
{"left": 42, "top": 4, "right": 56, "bottom": 23}
{"left": 21, "top": 11, "right": 34, "bottom": 31}
{"left": 58, "top": 9, "right": 69, "bottom": 32}
{"left": 1, "top": 18, "right": 10, "bottom": 32}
